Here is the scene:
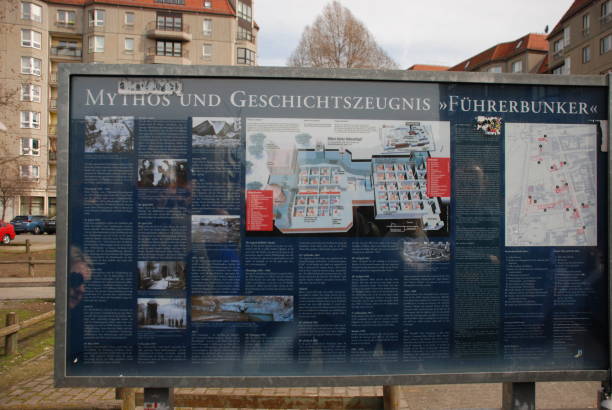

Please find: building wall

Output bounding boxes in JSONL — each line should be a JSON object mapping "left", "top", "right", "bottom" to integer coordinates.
{"left": 0, "top": 0, "right": 257, "bottom": 220}
{"left": 549, "top": 0, "right": 612, "bottom": 74}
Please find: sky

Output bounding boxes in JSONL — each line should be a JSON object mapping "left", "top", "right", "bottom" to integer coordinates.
{"left": 255, "top": 0, "right": 574, "bottom": 68}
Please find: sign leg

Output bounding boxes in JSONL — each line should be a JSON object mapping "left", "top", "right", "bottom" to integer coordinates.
{"left": 383, "top": 385, "right": 401, "bottom": 410}
{"left": 502, "top": 382, "right": 535, "bottom": 410}
{"left": 144, "top": 387, "right": 173, "bottom": 410}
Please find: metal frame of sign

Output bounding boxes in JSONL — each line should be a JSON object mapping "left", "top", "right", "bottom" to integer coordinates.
{"left": 54, "top": 64, "right": 611, "bottom": 388}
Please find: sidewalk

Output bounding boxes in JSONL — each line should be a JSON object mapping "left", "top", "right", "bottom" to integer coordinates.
{"left": 0, "top": 350, "right": 602, "bottom": 410}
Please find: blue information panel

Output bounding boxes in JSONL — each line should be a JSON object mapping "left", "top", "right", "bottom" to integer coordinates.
{"left": 62, "top": 74, "right": 609, "bottom": 382}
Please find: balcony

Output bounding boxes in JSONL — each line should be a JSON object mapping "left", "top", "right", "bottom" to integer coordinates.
{"left": 54, "top": 21, "right": 77, "bottom": 30}
{"left": 552, "top": 48, "right": 564, "bottom": 60}
{"left": 146, "top": 21, "right": 192, "bottom": 41}
{"left": 601, "top": 13, "right": 612, "bottom": 27}
{"left": 50, "top": 46, "right": 82, "bottom": 61}
{"left": 48, "top": 125, "right": 57, "bottom": 136}
{"left": 145, "top": 47, "right": 190, "bottom": 65}
{"left": 48, "top": 150, "right": 57, "bottom": 163}
{"left": 49, "top": 99, "right": 57, "bottom": 111}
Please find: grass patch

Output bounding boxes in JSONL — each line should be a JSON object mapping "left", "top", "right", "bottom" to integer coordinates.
{"left": 0, "top": 299, "right": 55, "bottom": 388}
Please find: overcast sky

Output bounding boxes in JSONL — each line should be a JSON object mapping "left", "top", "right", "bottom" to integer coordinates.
{"left": 255, "top": 0, "right": 574, "bottom": 68}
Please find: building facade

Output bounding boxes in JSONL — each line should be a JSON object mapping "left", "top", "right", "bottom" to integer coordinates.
{"left": 0, "top": 0, "right": 257, "bottom": 219}
{"left": 547, "top": 0, "right": 612, "bottom": 74}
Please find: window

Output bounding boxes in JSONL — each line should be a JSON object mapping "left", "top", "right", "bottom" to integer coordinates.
{"left": 20, "top": 165, "right": 40, "bottom": 180}
{"left": 88, "top": 9, "right": 105, "bottom": 26}
{"left": 57, "top": 10, "right": 76, "bottom": 25}
{"left": 563, "top": 26, "right": 570, "bottom": 47}
{"left": 487, "top": 66, "right": 502, "bottom": 73}
{"left": 125, "top": 12, "right": 134, "bottom": 26}
{"left": 156, "top": 12, "right": 182, "bottom": 31}
{"left": 155, "top": 0, "right": 185, "bottom": 4}
{"left": 89, "top": 36, "right": 104, "bottom": 52}
{"left": 202, "top": 43, "right": 212, "bottom": 59}
{"left": 204, "top": 1, "right": 212, "bottom": 7}
{"left": 21, "top": 29, "right": 42, "bottom": 48}
{"left": 602, "top": 0, "right": 611, "bottom": 20}
{"left": 237, "top": 47, "right": 255, "bottom": 65}
{"left": 237, "top": 26, "right": 253, "bottom": 41}
{"left": 237, "top": 1, "right": 252, "bottom": 21}
{"left": 583, "top": 14, "right": 590, "bottom": 34}
{"left": 21, "top": 138, "right": 40, "bottom": 156}
{"left": 20, "top": 111, "right": 40, "bottom": 129}
{"left": 21, "top": 2, "right": 42, "bottom": 22}
{"left": 553, "top": 64, "right": 565, "bottom": 75}
{"left": 125, "top": 38, "right": 134, "bottom": 51}
{"left": 21, "top": 84, "right": 41, "bottom": 102}
{"left": 564, "top": 57, "right": 571, "bottom": 74}
{"left": 515, "top": 40, "right": 523, "bottom": 49}
{"left": 554, "top": 38, "right": 564, "bottom": 53}
{"left": 511, "top": 60, "right": 522, "bottom": 73}
{"left": 601, "top": 34, "right": 612, "bottom": 54}
{"left": 203, "top": 19, "right": 212, "bottom": 35}
{"left": 21, "top": 57, "right": 41, "bottom": 76}
{"left": 156, "top": 40, "right": 182, "bottom": 56}
{"left": 583, "top": 46, "right": 591, "bottom": 63}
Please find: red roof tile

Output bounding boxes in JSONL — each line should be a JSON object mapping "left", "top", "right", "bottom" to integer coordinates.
{"left": 45, "top": 0, "right": 236, "bottom": 16}
{"left": 407, "top": 64, "right": 449, "bottom": 71}
{"left": 448, "top": 33, "right": 548, "bottom": 71}
{"left": 548, "top": 0, "right": 595, "bottom": 38}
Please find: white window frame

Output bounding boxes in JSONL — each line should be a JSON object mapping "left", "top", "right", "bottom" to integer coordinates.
{"left": 583, "top": 45, "right": 591, "bottom": 63}
{"left": 125, "top": 12, "right": 134, "bottom": 26}
{"left": 204, "top": 1, "right": 212, "bottom": 8}
{"left": 202, "top": 43, "right": 212, "bottom": 59}
{"left": 601, "top": 34, "right": 612, "bottom": 54}
{"left": 20, "top": 165, "right": 40, "bottom": 180}
{"left": 552, "top": 64, "right": 565, "bottom": 75}
{"left": 89, "top": 35, "right": 105, "bottom": 53}
{"left": 511, "top": 60, "right": 522, "bottom": 73}
{"left": 21, "top": 2, "right": 42, "bottom": 22}
{"left": 603, "top": 0, "right": 611, "bottom": 20}
{"left": 564, "top": 57, "right": 571, "bottom": 74}
{"left": 88, "top": 9, "right": 105, "bottom": 27}
{"left": 20, "top": 111, "right": 40, "bottom": 129}
{"left": 488, "top": 66, "right": 502, "bottom": 73}
{"left": 237, "top": 1, "right": 252, "bottom": 21}
{"left": 21, "top": 138, "right": 40, "bottom": 156}
{"left": 21, "top": 29, "right": 42, "bottom": 49}
{"left": 124, "top": 37, "right": 134, "bottom": 51}
{"left": 554, "top": 38, "right": 564, "bottom": 53}
{"left": 203, "top": 19, "right": 212, "bottom": 36}
{"left": 21, "top": 84, "right": 41, "bottom": 102}
{"left": 20, "top": 56, "right": 42, "bottom": 76}
{"left": 57, "top": 10, "right": 76, "bottom": 25}
{"left": 563, "top": 26, "right": 571, "bottom": 47}
{"left": 583, "top": 14, "right": 590, "bottom": 34}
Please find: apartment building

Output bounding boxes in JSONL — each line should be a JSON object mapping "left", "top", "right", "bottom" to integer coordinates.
{"left": 0, "top": 0, "right": 257, "bottom": 220}
{"left": 447, "top": 33, "right": 549, "bottom": 74}
{"left": 547, "top": 0, "right": 612, "bottom": 74}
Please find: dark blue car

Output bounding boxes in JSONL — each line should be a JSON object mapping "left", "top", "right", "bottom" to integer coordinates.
{"left": 10, "top": 215, "right": 46, "bottom": 234}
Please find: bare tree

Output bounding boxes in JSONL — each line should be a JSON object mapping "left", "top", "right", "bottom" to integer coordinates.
{"left": 0, "top": 86, "right": 34, "bottom": 221}
{"left": 288, "top": 1, "right": 397, "bottom": 69}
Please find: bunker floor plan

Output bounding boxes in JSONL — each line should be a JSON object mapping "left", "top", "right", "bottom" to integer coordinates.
{"left": 245, "top": 118, "right": 450, "bottom": 234}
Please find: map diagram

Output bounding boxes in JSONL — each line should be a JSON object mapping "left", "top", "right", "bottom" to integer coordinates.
{"left": 505, "top": 123, "right": 597, "bottom": 247}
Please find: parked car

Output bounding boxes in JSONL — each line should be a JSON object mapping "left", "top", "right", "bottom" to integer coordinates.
{"left": 10, "top": 215, "right": 46, "bottom": 234}
{"left": 0, "top": 221, "right": 16, "bottom": 245}
{"left": 42, "top": 216, "right": 56, "bottom": 234}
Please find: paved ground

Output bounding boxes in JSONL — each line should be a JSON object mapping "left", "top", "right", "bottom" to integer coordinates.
{"left": 0, "top": 277, "right": 55, "bottom": 299}
{"left": 0, "top": 351, "right": 603, "bottom": 410}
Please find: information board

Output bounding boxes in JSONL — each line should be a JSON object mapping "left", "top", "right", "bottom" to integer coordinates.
{"left": 56, "top": 66, "right": 610, "bottom": 387}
